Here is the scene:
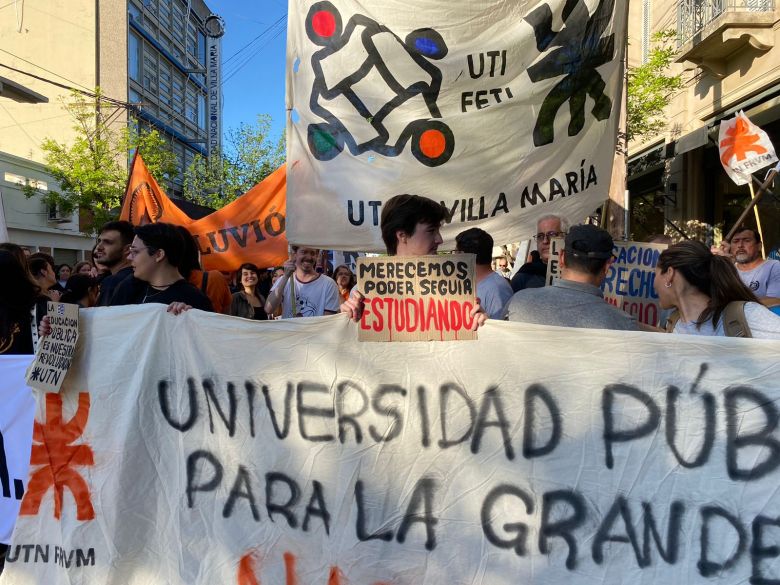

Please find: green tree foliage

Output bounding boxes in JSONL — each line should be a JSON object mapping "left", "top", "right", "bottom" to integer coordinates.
{"left": 183, "top": 113, "right": 285, "bottom": 208}
{"left": 23, "top": 88, "right": 178, "bottom": 234}
{"left": 626, "top": 31, "right": 684, "bottom": 143}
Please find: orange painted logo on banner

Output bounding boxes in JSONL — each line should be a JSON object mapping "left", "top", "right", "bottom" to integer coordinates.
{"left": 120, "top": 154, "right": 289, "bottom": 271}
{"left": 720, "top": 117, "right": 768, "bottom": 165}
{"left": 20, "top": 392, "right": 95, "bottom": 521}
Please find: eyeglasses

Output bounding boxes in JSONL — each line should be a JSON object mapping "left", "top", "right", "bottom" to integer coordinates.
{"left": 128, "top": 246, "right": 154, "bottom": 257}
{"left": 533, "top": 231, "right": 565, "bottom": 241}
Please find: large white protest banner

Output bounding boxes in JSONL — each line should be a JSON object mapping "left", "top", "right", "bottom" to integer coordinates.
{"left": 4, "top": 306, "right": 780, "bottom": 584}
{"left": 286, "top": 0, "right": 628, "bottom": 250}
{"left": 0, "top": 355, "right": 35, "bottom": 545}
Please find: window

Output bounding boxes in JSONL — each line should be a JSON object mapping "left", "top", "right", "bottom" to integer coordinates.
{"left": 159, "top": 66, "right": 172, "bottom": 107}
{"left": 172, "top": 76, "right": 185, "bottom": 115}
{"left": 185, "top": 88, "right": 197, "bottom": 124}
{"left": 129, "top": 32, "right": 141, "bottom": 81}
{"left": 158, "top": 0, "right": 171, "bottom": 27}
{"left": 129, "top": 2, "right": 142, "bottom": 24}
{"left": 143, "top": 52, "right": 158, "bottom": 91}
{"left": 129, "top": 88, "right": 142, "bottom": 104}
{"left": 198, "top": 31, "right": 206, "bottom": 67}
{"left": 4, "top": 172, "right": 47, "bottom": 191}
{"left": 172, "top": 3, "right": 185, "bottom": 45}
{"left": 198, "top": 93, "right": 206, "bottom": 130}
{"left": 187, "top": 22, "right": 197, "bottom": 58}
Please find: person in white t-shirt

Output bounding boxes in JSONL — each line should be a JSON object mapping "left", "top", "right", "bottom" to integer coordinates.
{"left": 265, "top": 246, "right": 340, "bottom": 318}
{"left": 655, "top": 240, "right": 780, "bottom": 339}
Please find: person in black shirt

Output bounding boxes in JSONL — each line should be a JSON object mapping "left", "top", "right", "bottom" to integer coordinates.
{"left": 110, "top": 222, "right": 212, "bottom": 312}
{"left": 93, "top": 220, "right": 135, "bottom": 306}
{"left": 0, "top": 250, "right": 42, "bottom": 355}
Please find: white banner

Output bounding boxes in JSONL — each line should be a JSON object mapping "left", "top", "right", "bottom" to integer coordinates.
{"left": 4, "top": 307, "right": 780, "bottom": 584}
{"left": 286, "top": 0, "right": 628, "bottom": 250}
{"left": 0, "top": 355, "right": 35, "bottom": 545}
{"left": 719, "top": 111, "right": 778, "bottom": 185}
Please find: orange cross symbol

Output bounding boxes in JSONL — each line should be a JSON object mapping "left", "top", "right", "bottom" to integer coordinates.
{"left": 720, "top": 117, "right": 768, "bottom": 165}
{"left": 20, "top": 392, "right": 95, "bottom": 520}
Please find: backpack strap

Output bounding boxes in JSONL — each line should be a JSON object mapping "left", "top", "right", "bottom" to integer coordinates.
{"left": 200, "top": 271, "right": 209, "bottom": 294}
{"left": 722, "top": 301, "right": 752, "bottom": 338}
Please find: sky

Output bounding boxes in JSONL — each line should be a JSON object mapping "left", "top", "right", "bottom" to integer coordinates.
{"left": 207, "top": 0, "right": 289, "bottom": 143}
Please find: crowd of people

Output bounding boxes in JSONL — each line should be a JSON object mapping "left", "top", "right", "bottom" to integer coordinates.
{"left": 2, "top": 196, "right": 780, "bottom": 361}
{"left": 2, "top": 195, "right": 780, "bottom": 575}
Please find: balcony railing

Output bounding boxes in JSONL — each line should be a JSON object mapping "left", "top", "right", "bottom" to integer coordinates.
{"left": 677, "top": 0, "right": 775, "bottom": 46}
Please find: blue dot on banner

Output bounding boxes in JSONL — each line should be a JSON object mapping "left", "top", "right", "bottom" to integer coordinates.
{"left": 415, "top": 37, "right": 440, "bottom": 56}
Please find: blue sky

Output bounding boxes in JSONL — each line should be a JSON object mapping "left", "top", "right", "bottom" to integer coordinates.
{"left": 208, "top": 0, "right": 289, "bottom": 142}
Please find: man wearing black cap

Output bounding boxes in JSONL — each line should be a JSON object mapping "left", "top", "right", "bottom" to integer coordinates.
{"left": 504, "top": 225, "right": 638, "bottom": 330}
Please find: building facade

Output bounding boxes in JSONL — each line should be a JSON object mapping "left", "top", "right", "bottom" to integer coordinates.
{"left": 0, "top": 0, "right": 220, "bottom": 262}
{"left": 627, "top": 0, "right": 780, "bottom": 252}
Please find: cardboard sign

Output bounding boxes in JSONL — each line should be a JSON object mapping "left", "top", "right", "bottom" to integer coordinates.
{"left": 544, "top": 237, "right": 565, "bottom": 285}
{"left": 356, "top": 254, "right": 476, "bottom": 341}
{"left": 4, "top": 307, "right": 780, "bottom": 585}
{"left": 25, "top": 302, "right": 79, "bottom": 393}
{"left": 602, "top": 241, "right": 667, "bottom": 327}
{"left": 0, "top": 355, "right": 35, "bottom": 545}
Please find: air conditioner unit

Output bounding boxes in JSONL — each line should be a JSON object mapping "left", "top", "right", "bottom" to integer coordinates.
{"left": 47, "top": 203, "right": 70, "bottom": 223}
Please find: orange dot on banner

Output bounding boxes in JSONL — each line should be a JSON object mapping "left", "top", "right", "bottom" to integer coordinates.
{"left": 419, "top": 130, "right": 446, "bottom": 158}
{"left": 312, "top": 11, "right": 336, "bottom": 37}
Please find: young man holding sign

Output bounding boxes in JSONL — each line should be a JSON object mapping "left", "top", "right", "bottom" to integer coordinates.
{"left": 341, "top": 194, "right": 487, "bottom": 330}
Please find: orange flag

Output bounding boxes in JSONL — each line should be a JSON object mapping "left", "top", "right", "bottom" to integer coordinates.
{"left": 121, "top": 153, "right": 288, "bottom": 271}
{"left": 120, "top": 152, "right": 191, "bottom": 225}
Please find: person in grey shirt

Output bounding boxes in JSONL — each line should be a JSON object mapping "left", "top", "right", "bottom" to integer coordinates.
{"left": 455, "top": 227, "right": 514, "bottom": 319}
{"left": 504, "top": 224, "right": 638, "bottom": 331}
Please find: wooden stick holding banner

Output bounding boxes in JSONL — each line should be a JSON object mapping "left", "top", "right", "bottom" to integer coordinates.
{"left": 726, "top": 162, "right": 780, "bottom": 241}
{"left": 718, "top": 112, "right": 779, "bottom": 242}
{"left": 747, "top": 181, "right": 767, "bottom": 258}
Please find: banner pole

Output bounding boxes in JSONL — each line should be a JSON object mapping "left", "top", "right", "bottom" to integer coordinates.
{"left": 747, "top": 181, "right": 767, "bottom": 258}
{"left": 725, "top": 164, "right": 779, "bottom": 242}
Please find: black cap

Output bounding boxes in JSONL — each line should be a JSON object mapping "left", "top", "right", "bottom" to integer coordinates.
{"left": 564, "top": 225, "right": 614, "bottom": 260}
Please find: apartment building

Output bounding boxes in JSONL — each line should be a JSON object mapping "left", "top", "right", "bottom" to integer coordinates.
{"left": 627, "top": 0, "right": 780, "bottom": 249}
{"left": 0, "top": 0, "right": 221, "bottom": 263}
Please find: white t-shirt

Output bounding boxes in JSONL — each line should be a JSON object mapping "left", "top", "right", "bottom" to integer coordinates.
{"left": 736, "top": 258, "right": 780, "bottom": 298}
{"left": 270, "top": 273, "right": 340, "bottom": 318}
{"left": 477, "top": 271, "right": 514, "bottom": 319}
{"left": 673, "top": 302, "right": 780, "bottom": 339}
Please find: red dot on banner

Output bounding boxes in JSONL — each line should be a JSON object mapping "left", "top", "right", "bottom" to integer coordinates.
{"left": 311, "top": 11, "right": 336, "bottom": 37}
{"left": 419, "top": 130, "right": 446, "bottom": 158}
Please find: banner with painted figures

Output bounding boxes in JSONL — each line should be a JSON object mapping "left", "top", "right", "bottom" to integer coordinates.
{"left": 4, "top": 307, "right": 780, "bottom": 584}
{"left": 0, "top": 355, "right": 35, "bottom": 546}
{"left": 286, "top": 0, "right": 628, "bottom": 250}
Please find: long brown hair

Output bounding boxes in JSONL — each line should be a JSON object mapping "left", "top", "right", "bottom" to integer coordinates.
{"left": 657, "top": 240, "right": 757, "bottom": 328}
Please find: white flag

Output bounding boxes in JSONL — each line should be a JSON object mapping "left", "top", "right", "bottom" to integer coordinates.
{"left": 718, "top": 111, "right": 778, "bottom": 185}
